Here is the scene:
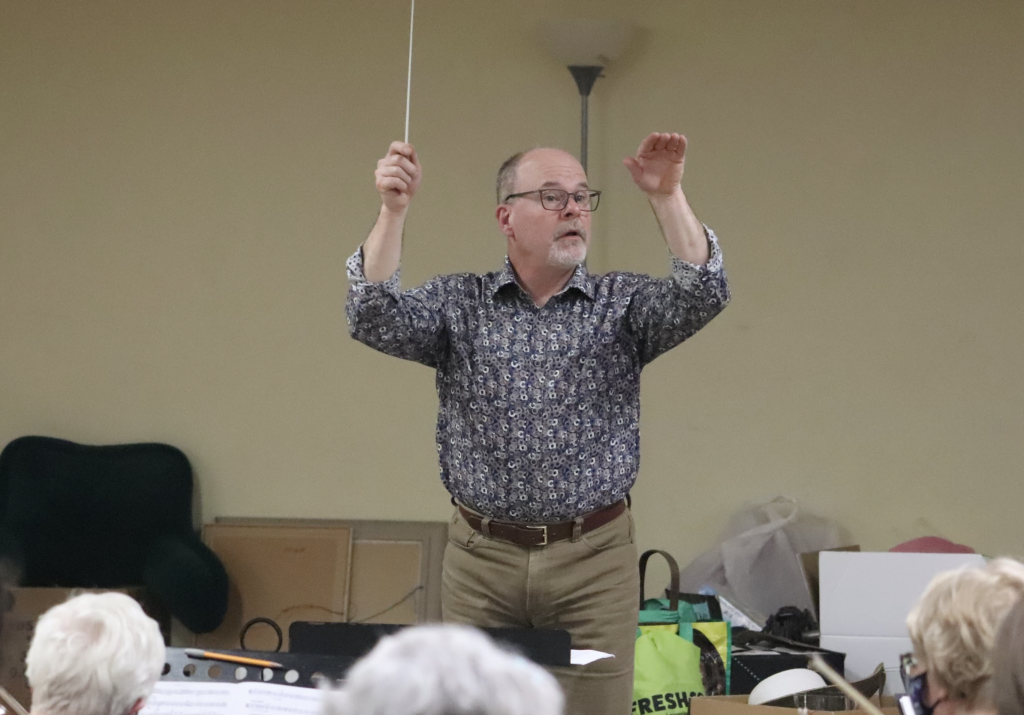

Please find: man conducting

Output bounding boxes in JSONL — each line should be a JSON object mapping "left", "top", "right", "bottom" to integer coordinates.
{"left": 345, "top": 132, "right": 729, "bottom": 715}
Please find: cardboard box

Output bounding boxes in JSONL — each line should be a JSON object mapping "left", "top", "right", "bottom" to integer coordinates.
{"left": 818, "top": 551, "right": 985, "bottom": 696}
{"left": 818, "top": 552, "right": 984, "bottom": 638}
{"left": 799, "top": 546, "right": 861, "bottom": 621}
{"left": 815, "top": 553, "right": 983, "bottom": 635}
{"left": 0, "top": 587, "right": 166, "bottom": 710}
{"left": 691, "top": 694, "right": 898, "bottom": 715}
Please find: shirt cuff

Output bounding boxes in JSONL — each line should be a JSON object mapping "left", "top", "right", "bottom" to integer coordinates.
{"left": 346, "top": 246, "right": 402, "bottom": 294}
{"left": 669, "top": 225, "right": 724, "bottom": 276}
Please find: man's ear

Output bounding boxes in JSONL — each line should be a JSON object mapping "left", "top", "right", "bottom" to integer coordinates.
{"left": 496, "top": 204, "right": 514, "bottom": 238}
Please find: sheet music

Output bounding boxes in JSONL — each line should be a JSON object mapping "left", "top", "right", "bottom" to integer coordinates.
{"left": 570, "top": 649, "right": 614, "bottom": 665}
{"left": 243, "top": 683, "right": 323, "bottom": 715}
{"left": 141, "top": 681, "right": 322, "bottom": 715}
{"left": 141, "top": 683, "right": 236, "bottom": 715}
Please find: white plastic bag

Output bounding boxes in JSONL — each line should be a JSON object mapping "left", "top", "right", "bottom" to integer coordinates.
{"left": 677, "top": 496, "right": 845, "bottom": 621}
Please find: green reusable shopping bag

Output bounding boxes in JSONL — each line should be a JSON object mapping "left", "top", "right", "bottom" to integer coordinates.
{"left": 638, "top": 550, "right": 715, "bottom": 627}
{"left": 634, "top": 549, "right": 733, "bottom": 709}
{"left": 680, "top": 621, "right": 732, "bottom": 696}
{"left": 633, "top": 628, "right": 705, "bottom": 715}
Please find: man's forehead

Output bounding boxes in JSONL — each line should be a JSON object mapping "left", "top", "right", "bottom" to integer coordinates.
{"left": 517, "top": 148, "right": 588, "bottom": 185}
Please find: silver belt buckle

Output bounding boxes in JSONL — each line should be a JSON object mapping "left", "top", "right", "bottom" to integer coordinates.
{"left": 525, "top": 524, "right": 548, "bottom": 546}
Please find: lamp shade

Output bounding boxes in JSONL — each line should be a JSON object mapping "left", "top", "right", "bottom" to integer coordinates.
{"left": 535, "top": 19, "right": 637, "bottom": 67}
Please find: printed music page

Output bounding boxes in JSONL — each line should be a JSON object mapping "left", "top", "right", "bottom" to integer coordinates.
{"left": 141, "top": 681, "right": 322, "bottom": 715}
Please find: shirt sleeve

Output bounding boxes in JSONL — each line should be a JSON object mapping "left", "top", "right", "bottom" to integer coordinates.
{"left": 627, "top": 226, "right": 731, "bottom": 367}
{"left": 345, "top": 247, "right": 448, "bottom": 368}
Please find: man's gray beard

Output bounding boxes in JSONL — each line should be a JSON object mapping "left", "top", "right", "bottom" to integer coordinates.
{"left": 549, "top": 239, "right": 587, "bottom": 269}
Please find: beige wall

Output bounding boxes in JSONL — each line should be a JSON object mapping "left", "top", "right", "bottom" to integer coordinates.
{"left": 2, "top": 1, "right": 1022, "bottom": 572}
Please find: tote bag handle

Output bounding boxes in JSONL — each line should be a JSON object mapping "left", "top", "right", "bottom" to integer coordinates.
{"left": 639, "top": 549, "right": 681, "bottom": 611}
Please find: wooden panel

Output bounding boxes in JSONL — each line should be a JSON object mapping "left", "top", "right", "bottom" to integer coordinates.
{"left": 348, "top": 540, "right": 423, "bottom": 624}
{"left": 206, "top": 518, "right": 447, "bottom": 630}
{"left": 198, "top": 525, "right": 352, "bottom": 651}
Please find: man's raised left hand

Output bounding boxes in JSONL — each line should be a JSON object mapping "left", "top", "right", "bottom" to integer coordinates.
{"left": 622, "top": 132, "right": 687, "bottom": 198}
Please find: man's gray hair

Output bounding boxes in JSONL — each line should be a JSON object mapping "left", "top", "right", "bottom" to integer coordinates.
{"left": 25, "top": 591, "right": 166, "bottom": 715}
{"left": 321, "top": 624, "right": 563, "bottom": 715}
{"left": 496, "top": 152, "right": 524, "bottom": 204}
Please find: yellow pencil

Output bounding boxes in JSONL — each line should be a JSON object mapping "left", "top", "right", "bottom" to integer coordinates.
{"left": 184, "top": 648, "right": 284, "bottom": 669}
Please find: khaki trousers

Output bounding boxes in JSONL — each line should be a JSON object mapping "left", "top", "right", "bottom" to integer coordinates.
{"left": 442, "top": 506, "right": 640, "bottom": 715}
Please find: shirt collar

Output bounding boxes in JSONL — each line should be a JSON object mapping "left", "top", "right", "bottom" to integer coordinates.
{"left": 489, "top": 257, "right": 596, "bottom": 301}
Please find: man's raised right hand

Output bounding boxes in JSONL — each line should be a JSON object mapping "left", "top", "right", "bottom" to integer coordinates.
{"left": 376, "top": 141, "right": 422, "bottom": 213}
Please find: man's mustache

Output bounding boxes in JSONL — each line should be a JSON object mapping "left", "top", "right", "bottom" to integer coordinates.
{"left": 555, "top": 221, "right": 588, "bottom": 240}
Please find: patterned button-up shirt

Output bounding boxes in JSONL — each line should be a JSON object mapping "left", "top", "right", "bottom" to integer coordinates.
{"left": 346, "top": 230, "right": 729, "bottom": 522}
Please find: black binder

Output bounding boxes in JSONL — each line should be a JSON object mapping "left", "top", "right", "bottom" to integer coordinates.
{"left": 289, "top": 621, "right": 572, "bottom": 667}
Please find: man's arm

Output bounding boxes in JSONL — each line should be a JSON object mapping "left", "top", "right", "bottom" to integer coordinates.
{"left": 622, "top": 132, "right": 729, "bottom": 365}
{"left": 363, "top": 141, "right": 422, "bottom": 282}
{"left": 622, "top": 132, "right": 709, "bottom": 266}
{"left": 347, "top": 141, "right": 448, "bottom": 367}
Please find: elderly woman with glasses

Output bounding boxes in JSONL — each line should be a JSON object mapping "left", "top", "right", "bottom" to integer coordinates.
{"left": 902, "top": 558, "right": 1024, "bottom": 715}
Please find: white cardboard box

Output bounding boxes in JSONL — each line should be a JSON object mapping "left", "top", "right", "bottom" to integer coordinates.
{"left": 819, "top": 552, "right": 984, "bottom": 637}
{"left": 818, "top": 551, "right": 984, "bottom": 695}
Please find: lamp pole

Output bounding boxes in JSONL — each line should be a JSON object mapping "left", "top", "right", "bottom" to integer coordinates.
{"left": 567, "top": 65, "right": 603, "bottom": 174}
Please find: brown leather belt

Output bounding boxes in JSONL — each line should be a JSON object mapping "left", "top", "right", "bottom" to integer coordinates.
{"left": 457, "top": 500, "right": 627, "bottom": 547}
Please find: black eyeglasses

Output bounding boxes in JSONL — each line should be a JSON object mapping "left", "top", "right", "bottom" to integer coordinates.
{"left": 503, "top": 188, "right": 601, "bottom": 212}
{"left": 899, "top": 653, "right": 935, "bottom": 715}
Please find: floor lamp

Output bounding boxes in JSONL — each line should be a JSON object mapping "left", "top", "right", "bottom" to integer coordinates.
{"left": 536, "top": 20, "right": 637, "bottom": 173}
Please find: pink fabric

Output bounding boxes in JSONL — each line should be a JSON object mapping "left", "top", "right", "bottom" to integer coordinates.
{"left": 889, "top": 536, "right": 975, "bottom": 553}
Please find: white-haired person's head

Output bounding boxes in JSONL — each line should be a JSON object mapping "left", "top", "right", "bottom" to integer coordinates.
{"left": 321, "top": 624, "right": 563, "bottom": 715}
{"left": 905, "top": 558, "right": 1024, "bottom": 715}
{"left": 25, "top": 591, "right": 166, "bottom": 715}
{"left": 992, "top": 592, "right": 1024, "bottom": 715}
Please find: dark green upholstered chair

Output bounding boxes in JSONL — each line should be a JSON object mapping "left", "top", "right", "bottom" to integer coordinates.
{"left": 0, "top": 436, "right": 228, "bottom": 633}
